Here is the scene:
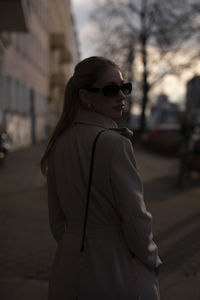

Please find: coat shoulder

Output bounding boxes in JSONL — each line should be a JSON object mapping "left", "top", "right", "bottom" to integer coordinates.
{"left": 102, "top": 128, "right": 133, "bottom": 149}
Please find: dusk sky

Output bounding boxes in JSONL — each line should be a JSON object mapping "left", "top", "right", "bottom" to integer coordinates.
{"left": 71, "top": 0, "right": 98, "bottom": 58}
{"left": 71, "top": 0, "right": 200, "bottom": 107}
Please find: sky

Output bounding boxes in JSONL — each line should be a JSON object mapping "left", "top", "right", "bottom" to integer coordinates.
{"left": 71, "top": 0, "right": 97, "bottom": 58}
{"left": 71, "top": 0, "right": 200, "bottom": 108}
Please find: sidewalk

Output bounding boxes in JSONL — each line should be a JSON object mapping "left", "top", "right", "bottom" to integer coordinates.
{"left": 0, "top": 143, "right": 199, "bottom": 299}
{"left": 136, "top": 148, "right": 200, "bottom": 300}
{"left": 0, "top": 279, "right": 48, "bottom": 300}
{"left": 0, "top": 144, "right": 55, "bottom": 300}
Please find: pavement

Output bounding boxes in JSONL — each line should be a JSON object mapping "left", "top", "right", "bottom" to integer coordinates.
{"left": 0, "top": 143, "right": 199, "bottom": 300}
{"left": 136, "top": 148, "right": 200, "bottom": 300}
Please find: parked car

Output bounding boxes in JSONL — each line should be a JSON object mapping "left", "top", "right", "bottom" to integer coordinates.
{"left": 144, "top": 123, "right": 182, "bottom": 155}
{"left": 0, "top": 129, "right": 10, "bottom": 166}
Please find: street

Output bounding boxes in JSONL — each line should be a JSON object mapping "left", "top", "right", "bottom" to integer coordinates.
{"left": 0, "top": 143, "right": 199, "bottom": 300}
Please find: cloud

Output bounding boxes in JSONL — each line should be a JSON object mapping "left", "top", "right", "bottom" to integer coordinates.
{"left": 71, "top": 0, "right": 116, "bottom": 57}
{"left": 71, "top": 0, "right": 94, "bottom": 31}
{"left": 77, "top": 21, "right": 99, "bottom": 58}
{"left": 82, "top": 22, "right": 98, "bottom": 35}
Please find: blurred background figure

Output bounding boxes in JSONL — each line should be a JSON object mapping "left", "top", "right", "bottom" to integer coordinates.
{"left": 177, "top": 116, "right": 200, "bottom": 187}
{"left": 0, "top": 123, "right": 10, "bottom": 166}
{"left": 180, "top": 114, "right": 194, "bottom": 147}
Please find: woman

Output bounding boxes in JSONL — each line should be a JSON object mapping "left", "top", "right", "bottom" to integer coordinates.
{"left": 41, "top": 56, "right": 162, "bottom": 300}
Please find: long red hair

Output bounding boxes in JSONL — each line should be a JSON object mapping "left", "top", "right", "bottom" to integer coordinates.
{"left": 40, "top": 56, "right": 119, "bottom": 175}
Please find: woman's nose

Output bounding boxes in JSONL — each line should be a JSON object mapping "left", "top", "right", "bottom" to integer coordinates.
{"left": 117, "top": 89, "right": 126, "bottom": 101}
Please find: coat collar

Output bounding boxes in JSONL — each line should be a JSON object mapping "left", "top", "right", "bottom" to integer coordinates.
{"left": 74, "top": 107, "right": 118, "bottom": 129}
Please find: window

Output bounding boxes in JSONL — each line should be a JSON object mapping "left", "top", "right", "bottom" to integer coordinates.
{"left": 12, "top": 78, "right": 17, "bottom": 112}
{"left": 4, "top": 75, "right": 11, "bottom": 111}
{"left": 24, "top": 85, "right": 30, "bottom": 114}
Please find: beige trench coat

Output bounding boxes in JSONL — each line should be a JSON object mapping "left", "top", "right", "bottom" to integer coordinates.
{"left": 47, "top": 107, "right": 162, "bottom": 300}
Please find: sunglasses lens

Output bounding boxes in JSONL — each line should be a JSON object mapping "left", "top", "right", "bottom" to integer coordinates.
{"left": 121, "top": 83, "right": 132, "bottom": 95}
{"left": 103, "top": 85, "right": 119, "bottom": 97}
{"left": 103, "top": 83, "right": 132, "bottom": 97}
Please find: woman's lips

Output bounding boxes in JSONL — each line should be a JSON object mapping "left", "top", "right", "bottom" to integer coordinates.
{"left": 113, "top": 104, "right": 125, "bottom": 111}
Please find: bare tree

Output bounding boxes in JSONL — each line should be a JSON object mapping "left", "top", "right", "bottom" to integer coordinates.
{"left": 90, "top": 0, "right": 200, "bottom": 133}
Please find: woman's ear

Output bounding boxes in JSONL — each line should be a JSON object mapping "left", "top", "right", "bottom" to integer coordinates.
{"left": 79, "top": 89, "right": 92, "bottom": 107}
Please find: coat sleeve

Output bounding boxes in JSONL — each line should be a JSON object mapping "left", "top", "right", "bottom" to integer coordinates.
{"left": 110, "top": 136, "right": 162, "bottom": 270}
{"left": 47, "top": 159, "right": 66, "bottom": 243}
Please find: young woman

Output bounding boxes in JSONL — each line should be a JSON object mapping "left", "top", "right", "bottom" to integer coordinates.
{"left": 41, "top": 56, "right": 162, "bottom": 300}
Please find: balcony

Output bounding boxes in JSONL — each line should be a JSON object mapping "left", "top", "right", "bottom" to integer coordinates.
{"left": 60, "top": 48, "right": 72, "bottom": 63}
{"left": 50, "top": 73, "right": 66, "bottom": 87}
{"left": 50, "top": 33, "right": 65, "bottom": 50}
{"left": 0, "top": 0, "right": 29, "bottom": 32}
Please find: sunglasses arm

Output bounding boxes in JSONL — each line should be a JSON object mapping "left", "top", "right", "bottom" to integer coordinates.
{"left": 85, "top": 88, "right": 100, "bottom": 93}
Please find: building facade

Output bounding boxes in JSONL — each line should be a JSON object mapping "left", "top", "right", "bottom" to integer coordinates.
{"left": 0, "top": 0, "right": 79, "bottom": 150}
{"left": 148, "top": 94, "right": 182, "bottom": 129}
{"left": 186, "top": 75, "right": 200, "bottom": 123}
{"left": 0, "top": 0, "right": 49, "bottom": 149}
{"left": 48, "top": 0, "right": 79, "bottom": 128}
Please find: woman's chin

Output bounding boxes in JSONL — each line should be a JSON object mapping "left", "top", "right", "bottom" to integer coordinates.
{"left": 112, "top": 110, "right": 123, "bottom": 119}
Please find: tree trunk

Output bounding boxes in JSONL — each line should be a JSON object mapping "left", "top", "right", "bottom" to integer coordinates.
{"left": 126, "top": 46, "right": 134, "bottom": 114}
{"left": 139, "top": 0, "right": 149, "bottom": 134}
{"left": 140, "top": 61, "right": 149, "bottom": 134}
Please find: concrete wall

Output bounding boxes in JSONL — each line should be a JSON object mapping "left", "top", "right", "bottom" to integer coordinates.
{"left": 1, "top": 0, "right": 49, "bottom": 150}
{"left": 0, "top": 0, "right": 79, "bottom": 149}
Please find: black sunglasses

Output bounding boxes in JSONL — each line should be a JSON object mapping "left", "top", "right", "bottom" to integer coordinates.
{"left": 85, "top": 82, "right": 132, "bottom": 97}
